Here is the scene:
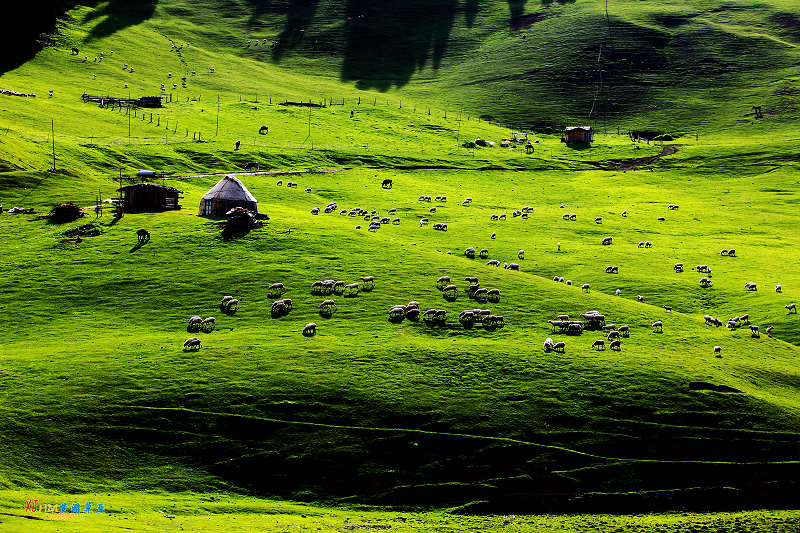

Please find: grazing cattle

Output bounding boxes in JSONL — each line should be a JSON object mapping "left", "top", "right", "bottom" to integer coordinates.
{"left": 721, "top": 249, "right": 728, "bottom": 256}
{"left": 766, "top": 326, "right": 774, "bottom": 336}
{"left": 592, "top": 339, "right": 605, "bottom": 350}
{"left": 183, "top": 337, "right": 202, "bottom": 351}
{"left": 663, "top": 305, "right": 673, "bottom": 312}
{"left": 609, "top": 340, "right": 621, "bottom": 351}
{"left": 727, "top": 249, "right": 736, "bottom": 257}
{"left": 137, "top": 229, "right": 150, "bottom": 244}
{"left": 382, "top": 179, "right": 393, "bottom": 189}
{"left": 244, "top": 161, "right": 259, "bottom": 170}
{"left": 700, "top": 277, "right": 712, "bottom": 288}
{"left": 674, "top": 263, "right": 684, "bottom": 273}
{"left": 622, "top": 210, "right": 628, "bottom": 217}
{"left": 553, "top": 341, "right": 565, "bottom": 353}
{"left": 652, "top": 320, "right": 663, "bottom": 332}
{"left": 605, "top": 266, "right": 619, "bottom": 274}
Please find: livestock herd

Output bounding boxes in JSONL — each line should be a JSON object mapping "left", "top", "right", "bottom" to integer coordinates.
{"left": 176, "top": 171, "right": 797, "bottom": 359}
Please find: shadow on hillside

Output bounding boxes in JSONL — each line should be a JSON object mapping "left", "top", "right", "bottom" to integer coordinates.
{"left": 81, "top": 0, "right": 157, "bottom": 41}
{"left": 271, "top": 0, "right": 322, "bottom": 61}
{"left": 0, "top": 0, "right": 71, "bottom": 75}
{"left": 340, "top": 0, "right": 459, "bottom": 91}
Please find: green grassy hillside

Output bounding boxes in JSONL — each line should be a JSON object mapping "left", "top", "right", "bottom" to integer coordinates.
{"left": 0, "top": 0, "right": 799, "bottom": 523}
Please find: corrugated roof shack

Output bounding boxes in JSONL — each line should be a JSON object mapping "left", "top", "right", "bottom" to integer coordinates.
{"left": 118, "top": 183, "right": 183, "bottom": 212}
{"left": 199, "top": 175, "right": 258, "bottom": 216}
{"left": 563, "top": 126, "right": 593, "bottom": 145}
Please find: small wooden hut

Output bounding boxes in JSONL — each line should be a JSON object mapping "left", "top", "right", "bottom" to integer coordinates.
{"left": 118, "top": 183, "right": 183, "bottom": 212}
{"left": 564, "top": 126, "right": 593, "bottom": 144}
{"left": 199, "top": 175, "right": 258, "bottom": 216}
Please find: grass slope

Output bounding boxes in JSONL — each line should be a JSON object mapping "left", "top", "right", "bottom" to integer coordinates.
{"left": 0, "top": 0, "right": 798, "bottom": 520}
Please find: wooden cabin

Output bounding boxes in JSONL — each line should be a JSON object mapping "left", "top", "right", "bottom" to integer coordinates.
{"left": 199, "top": 175, "right": 258, "bottom": 216}
{"left": 563, "top": 126, "right": 593, "bottom": 144}
{"left": 117, "top": 183, "right": 183, "bottom": 212}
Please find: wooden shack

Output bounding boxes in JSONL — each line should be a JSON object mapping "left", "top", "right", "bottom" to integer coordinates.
{"left": 199, "top": 175, "right": 258, "bottom": 216}
{"left": 118, "top": 183, "right": 183, "bottom": 212}
{"left": 564, "top": 126, "right": 593, "bottom": 144}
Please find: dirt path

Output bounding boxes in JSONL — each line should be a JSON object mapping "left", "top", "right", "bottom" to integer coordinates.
{"left": 162, "top": 169, "right": 341, "bottom": 180}
{"left": 613, "top": 145, "right": 679, "bottom": 171}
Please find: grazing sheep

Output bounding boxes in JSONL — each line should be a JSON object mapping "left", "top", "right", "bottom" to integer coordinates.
{"left": 786, "top": 303, "right": 797, "bottom": 313}
{"left": 344, "top": 283, "right": 359, "bottom": 298}
{"left": 506, "top": 263, "right": 519, "bottom": 271}
{"left": 465, "top": 276, "right": 480, "bottom": 286}
{"left": 700, "top": 277, "right": 712, "bottom": 288}
{"left": 745, "top": 282, "right": 757, "bottom": 291}
{"left": 543, "top": 337, "right": 554, "bottom": 352}
{"left": 487, "top": 260, "right": 500, "bottom": 267}
{"left": 696, "top": 265, "right": 709, "bottom": 273}
{"left": 645, "top": 241, "right": 652, "bottom": 248}
{"left": 491, "top": 233, "right": 496, "bottom": 240}
{"left": 553, "top": 341, "right": 566, "bottom": 353}
{"left": 201, "top": 317, "right": 216, "bottom": 332}
{"left": 622, "top": 210, "right": 627, "bottom": 217}
{"left": 405, "top": 307, "right": 421, "bottom": 321}
{"left": 302, "top": 323, "right": 317, "bottom": 337}
{"left": 518, "top": 250, "right": 525, "bottom": 260}
{"left": 609, "top": 340, "right": 621, "bottom": 351}
{"left": 269, "top": 283, "right": 287, "bottom": 297}
{"left": 766, "top": 326, "right": 774, "bottom": 336}
{"left": 776, "top": 285, "right": 782, "bottom": 293}
{"left": 638, "top": 241, "right": 645, "bottom": 248}
{"left": 674, "top": 263, "right": 684, "bottom": 273}
{"left": 392, "top": 218, "right": 400, "bottom": 225}
{"left": 566, "top": 280, "right": 573, "bottom": 286}
{"left": 607, "top": 330, "right": 620, "bottom": 340}
{"left": 473, "top": 288, "right": 489, "bottom": 303}
{"left": 359, "top": 276, "right": 375, "bottom": 291}
{"left": 222, "top": 298, "right": 239, "bottom": 315}
{"left": 615, "top": 289, "right": 621, "bottom": 296}
{"left": 562, "top": 214, "right": 570, "bottom": 220}
{"left": 750, "top": 325, "right": 760, "bottom": 337}
{"left": 490, "top": 214, "right": 499, "bottom": 221}
{"left": 569, "top": 214, "right": 577, "bottom": 221}
{"left": 271, "top": 301, "right": 288, "bottom": 318}
{"left": 187, "top": 315, "right": 203, "bottom": 332}
{"left": 721, "top": 249, "right": 729, "bottom": 256}
{"left": 657, "top": 216, "right": 666, "bottom": 221}
{"left": 464, "top": 247, "right": 476, "bottom": 259}
{"left": 389, "top": 306, "right": 407, "bottom": 323}
{"left": 429, "top": 207, "right": 437, "bottom": 213}
{"left": 663, "top": 305, "right": 673, "bottom": 312}
{"left": 436, "top": 276, "right": 451, "bottom": 290}
{"left": 740, "top": 314, "right": 750, "bottom": 324}
{"left": 419, "top": 217, "right": 429, "bottom": 226}
{"left": 604, "top": 265, "right": 619, "bottom": 274}
{"left": 602, "top": 237, "right": 613, "bottom": 246}
{"left": 714, "top": 345, "right": 721, "bottom": 356}
{"left": 652, "top": 320, "right": 663, "bottom": 332}
{"left": 459, "top": 310, "right": 476, "bottom": 327}
{"left": 443, "top": 284, "right": 459, "bottom": 299}
{"left": 479, "top": 248, "right": 489, "bottom": 259}
{"left": 183, "top": 337, "right": 202, "bottom": 351}
{"left": 595, "top": 217, "right": 602, "bottom": 224}
{"left": 618, "top": 325, "right": 630, "bottom": 337}
{"left": 727, "top": 249, "right": 736, "bottom": 257}
{"left": 305, "top": 188, "right": 312, "bottom": 193}
{"left": 592, "top": 339, "right": 606, "bottom": 350}
{"left": 499, "top": 214, "right": 507, "bottom": 220}
{"left": 582, "top": 283, "right": 590, "bottom": 293}
{"left": 637, "top": 295, "right": 644, "bottom": 302}
{"left": 487, "top": 289, "right": 500, "bottom": 303}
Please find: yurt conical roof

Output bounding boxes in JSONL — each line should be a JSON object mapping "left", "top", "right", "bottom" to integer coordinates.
{"left": 202, "top": 175, "right": 257, "bottom": 203}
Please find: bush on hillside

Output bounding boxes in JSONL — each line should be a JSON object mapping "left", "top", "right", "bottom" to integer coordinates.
{"left": 49, "top": 202, "right": 83, "bottom": 223}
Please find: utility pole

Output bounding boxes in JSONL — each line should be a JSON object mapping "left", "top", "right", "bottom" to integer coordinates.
{"left": 51, "top": 119, "right": 56, "bottom": 171}
{"left": 216, "top": 94, "right": 220, "bottom": 136}
{"left": 456, "top": 105, "right": 463, "bottom": 146}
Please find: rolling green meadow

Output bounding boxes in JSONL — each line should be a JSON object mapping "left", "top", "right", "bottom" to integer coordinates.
{"left": 1, "top": 0, "right": 800, "bottom": 530}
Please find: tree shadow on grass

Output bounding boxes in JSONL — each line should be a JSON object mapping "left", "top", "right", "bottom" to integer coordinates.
{"left": 340, "top": 0, "right": 458, "bottom": 91}
{"left": 81, "top": 0, "right": 157, "bottom": 41}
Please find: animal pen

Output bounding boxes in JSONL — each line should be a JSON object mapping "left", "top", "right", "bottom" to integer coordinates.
{"left": 117, "top": 183, "right": 183, "bottom": 212}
